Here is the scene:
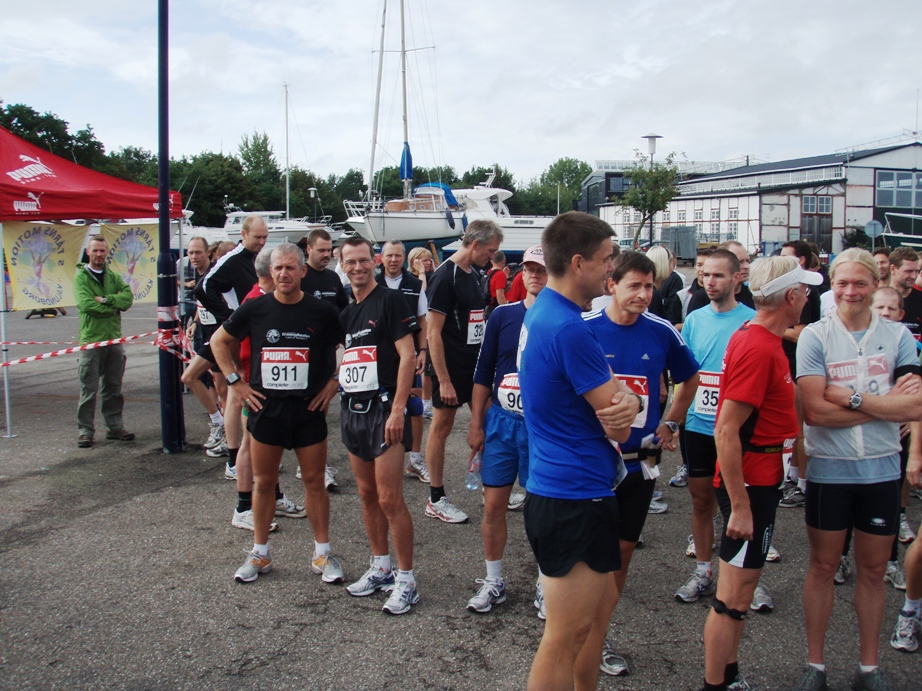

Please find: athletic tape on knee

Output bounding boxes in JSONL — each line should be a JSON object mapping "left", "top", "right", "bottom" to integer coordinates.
{"left": 711, "top": 597, "right": 747, "bottom": 620}
{"left": 407, "top": 395, "right": 424, "bottom": 417}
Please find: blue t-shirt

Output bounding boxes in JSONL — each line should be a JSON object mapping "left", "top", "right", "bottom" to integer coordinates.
{"left": 519, "top": 288, "right": 619, "bottom": 499}
{"left": 473, "top": 301, "right": 527, "bottom": 414}
{"left": 683, "top": 302, "right": 755, "bottom": 436}
{"left": 584, "top": 309, "right": 699, "bottom": 472}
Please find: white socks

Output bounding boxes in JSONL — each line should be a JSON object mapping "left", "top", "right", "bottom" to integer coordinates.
{"left": 486, "top": 559, "right": 503, "bottom": 581}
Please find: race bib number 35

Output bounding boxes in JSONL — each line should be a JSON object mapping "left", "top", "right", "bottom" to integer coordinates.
{"left": 340, "top": 346, "right": 380, "bottom": 394}
{"left": 694, "top": 371, "right": 721, "bottom": 416}
{"left": 498, "top": 373, "right": 523, "bottom": 414}
{"left": 261, "top": 348, "right": 309, "bottom": 390}
{"left": 467, "top": 309, "right": 485, "bottom": 345}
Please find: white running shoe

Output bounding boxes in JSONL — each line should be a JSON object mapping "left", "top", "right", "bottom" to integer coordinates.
{"left": 231, "top": 509, "right": 279, "bottom": 533}
{"left": 534, "top": 580, "right": 546, "bottom": 620}
{"left": 647, "top": 499, "right": 668, "bottom": 514}
{"left": 347, "top": 561, "right": 396, "bottom": 597}
{"left": 224, "top": 462, "right": 237, "bottom": 481}
{"left": 507, "top": 491, "right": 526, "bottom": 511}
{"left": 765, "top": 544, "right": 781, "bottom": 563}
{"left": 685, "top": 535, "right": 696, "bottom": 558}
{"left": 275, "top": 495, "right": 306, "bottom": 518}
{"left": 234, "top": 549, "right": 272, "bottom": 583}
{"left": 324, "top": 465, "right": 338, "bottom": 490}
{"left": 898, "top": 514, "right": 916, "bottom": 544}
{"left": 425, "top": 497, "right": 469, "bottom": 523}
{"left": 405, "top": 456, "right": 430, "bottom": 483}
{"left": 383, "top": 579, "right": 419, "bottom": 615}
{"left": 890, "top": 608, "right": 921, "bottom": 652}
{"left": 466, "top": 578, "right": 507, "bottom": 613}
{"left": 205, "top": 441, "right": 229, "bottom": 458}
{"left": 204, "top": 423, "right": 225, "bottom": 449}
{"left": 311, "top": 553, "right": 345, "bottom": 584}
{"left": 834, "top": 555, "right": 851, "bottom": 585}
{"left": 675, "top": 570, "right": 714, "bottom": 603}
{"left": 750, "top": 582, "right": 773, "bottom": 612}
{"left": 885, "top": 560, "right": 907, "bottom": 590}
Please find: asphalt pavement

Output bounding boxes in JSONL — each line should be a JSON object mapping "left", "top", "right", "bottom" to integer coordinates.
{"left": 1, "top": 302, "right": 920, "bottom": 690}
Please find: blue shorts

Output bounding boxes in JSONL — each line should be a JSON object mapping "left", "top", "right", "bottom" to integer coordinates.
{"left": 481, "top": 405, "right": 529, "bottom": 488}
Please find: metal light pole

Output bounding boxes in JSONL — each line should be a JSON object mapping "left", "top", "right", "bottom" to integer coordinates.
{"left": 157, "top": 0, "right": 186, "bottom": 452}
{"left": 642, "top": 133, "right": 662, "bottom": 245}
{"left": 309, "top": 187, "right": 317, "bottom": 222}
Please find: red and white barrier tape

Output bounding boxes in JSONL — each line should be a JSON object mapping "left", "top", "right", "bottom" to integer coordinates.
{"left": 1, "top": 330, "right": 193, "bottom": 368}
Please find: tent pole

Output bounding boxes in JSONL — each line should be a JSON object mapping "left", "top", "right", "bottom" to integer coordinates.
{"left": 157, "top": 0, "right": 185, "bottom": 453}
{"left": 0, "top": 225, "right": 16, "bottom": 438}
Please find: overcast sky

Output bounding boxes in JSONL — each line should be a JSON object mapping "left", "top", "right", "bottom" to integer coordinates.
{"left": 2, "top": 0, "right": 921, "bottom": 188}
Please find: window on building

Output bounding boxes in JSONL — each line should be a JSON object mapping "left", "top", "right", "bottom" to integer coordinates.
{"left": 694, "top": 210, "right": 703, "bottom": 221}
{"left": 728, "top": 221, "right": 738, "bottom": 238}
{"left": 877, "top": 170, "right": 922, "bottom": 208}
{"left": 634, "top": 212, "right": 642, "bottom": 223}
{"left": 710, "top": 209, "right": 720, "bottom": 220}
{"left": 662, "top": 211, "right": 670, "bottom": 222}
{"left": 729, "top": 208, "right": 739, "bottom": 220}
{"left": 677, "top": 210, "right": 686, "bottom": 222}
{"left": 710, "top": 222, "right": 719, "bottom": 234}
{"left": 803, "top": 196, "right": 817, "bottom": 214}
{"left": 695, "top": 222, "right": 703, "bottom": 233}
{"left": 817, "top": 196, "right": 832, "bottom": 214}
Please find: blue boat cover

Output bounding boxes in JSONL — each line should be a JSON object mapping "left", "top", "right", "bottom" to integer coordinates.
{"left": 399, "top": 142, "right": 413, "bottom": 181}
{"left": 416, "top": 182, "right": 458, "bottom": 207}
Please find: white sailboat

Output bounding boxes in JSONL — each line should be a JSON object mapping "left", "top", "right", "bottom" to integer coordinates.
{"left": 344, "top": 0, "right": 462, "bottom": 244}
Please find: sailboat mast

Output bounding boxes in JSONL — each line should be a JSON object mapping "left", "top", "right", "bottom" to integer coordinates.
{"left": 400, "top": 0, "right": 411, "bottom": 200}
{"left": 369, "top": 0, "right": 387, "bottom": 200}
{"left": 284, "top": 82, "right": 290, "bottom": 218}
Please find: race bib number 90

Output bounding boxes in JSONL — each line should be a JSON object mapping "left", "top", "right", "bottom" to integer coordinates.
{"left": 261, "top": 348, "right": 309, "bottom": 390}
{"left": 340, "top": 346, "right": 380, "bottom": 394}
{"left": 498, "top": 372, "right": 523, "bottom": 414}
{"left": 467, "top": 309, "right": 485, "bottom": 345}
{"left": 694, "top": 371, "right": 721, "bottom": 416}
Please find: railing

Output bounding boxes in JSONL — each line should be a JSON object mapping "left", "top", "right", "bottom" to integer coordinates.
{"left": 678, "top": 166, "right": 845, "bottom": 196}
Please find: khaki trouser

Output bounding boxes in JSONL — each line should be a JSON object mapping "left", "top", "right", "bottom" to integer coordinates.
{"left": 77, "top": 345, "right": 126, "bottom": 437}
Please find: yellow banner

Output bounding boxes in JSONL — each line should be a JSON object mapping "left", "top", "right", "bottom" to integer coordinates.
{"left": 2, "top": 222, "right": 88, "bottom": 310}
{"left": 99, "top": 223, "right": 159, "bottom": 304}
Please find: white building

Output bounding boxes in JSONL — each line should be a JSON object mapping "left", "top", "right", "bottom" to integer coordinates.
{"left": 593, "top": 140, "right": 922, "bottom": 254}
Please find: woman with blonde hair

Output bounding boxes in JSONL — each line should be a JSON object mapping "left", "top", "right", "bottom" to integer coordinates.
{"left": 407, "top": 246, "right": 436, "bottom": 418}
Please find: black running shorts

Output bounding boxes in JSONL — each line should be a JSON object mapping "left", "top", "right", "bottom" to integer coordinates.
{"left": 716, "top": 484, "right": 782, "bottom": 570}
{"left": 524, "top": 493, "right": 621, "bottom": 577}
{"left": 683, "top": 429, "right": 718, "bottom": 479}
{"left": 431, "top": 365, "right": 476, "bottom": 409}
{"left": 805, "top": 479, "right": 901, "bottom": 535}
{"left": 341, "top": 396, "right": 413, "bottom": 462}
{"left": 246, "top": 398, "right": 327, "bottom": 450}
{"left": 614, "top": 471, "right": 655, "bottom": 543}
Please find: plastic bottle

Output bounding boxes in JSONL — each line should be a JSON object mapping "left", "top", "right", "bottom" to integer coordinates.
{"left": 465, "top": 451, "right": 483, "bottom": 490}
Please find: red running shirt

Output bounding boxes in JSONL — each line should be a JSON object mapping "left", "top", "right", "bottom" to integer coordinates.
{"left": 714, "top": 322, "right": 798, "bottom": 488}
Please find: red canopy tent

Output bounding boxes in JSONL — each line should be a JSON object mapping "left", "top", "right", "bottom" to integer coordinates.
{"left": 0, "top": 125, "right": 182, "bottom": 221}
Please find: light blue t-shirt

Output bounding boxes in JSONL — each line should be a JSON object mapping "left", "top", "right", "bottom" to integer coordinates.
{"left": 683, "top": 302, "right": 755, "bottom": 436}
{"left": 519, "top": 288, "right": 619, "bottom": 499}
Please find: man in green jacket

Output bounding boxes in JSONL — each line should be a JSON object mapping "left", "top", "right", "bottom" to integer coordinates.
{"left": 75, "top": 235, "right": 135, "bottom": 448}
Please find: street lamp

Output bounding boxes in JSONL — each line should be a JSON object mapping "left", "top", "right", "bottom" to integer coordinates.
{"left": 642, "top": 133, "right": 662, "bottom": 245}
{"left": 308, "top": 187, "right": 317, "bottom": 222}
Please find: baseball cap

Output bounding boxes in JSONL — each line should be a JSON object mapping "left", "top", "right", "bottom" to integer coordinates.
{"left": 522, "top": 245, "right": 545, "bottom": 266}
{"left": 751, "top": 264, "right": 823, "bottom": 297}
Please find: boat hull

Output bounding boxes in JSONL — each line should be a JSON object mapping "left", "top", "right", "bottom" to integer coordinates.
{"left": 359, "top": 210, "right": 462, "bottom": 244}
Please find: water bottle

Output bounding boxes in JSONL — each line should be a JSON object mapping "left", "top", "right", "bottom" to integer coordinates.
{"left": 465, "top": 451, "right": 482, "bottom": 490}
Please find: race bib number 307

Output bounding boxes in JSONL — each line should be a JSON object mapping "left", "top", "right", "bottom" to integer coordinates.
{"left": 261, "top": 348, "right": 309, "bottom": 390}
{"left": 340, "top": 346, "right": 380, "bottom": 394}
{"left": 467, "top": 309, "right": 485, "bottom": 345}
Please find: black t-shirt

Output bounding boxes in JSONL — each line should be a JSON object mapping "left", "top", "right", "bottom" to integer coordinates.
{"left": 426, "top": 259, "right": 486, "bottom": 368}
{"left": 340, "top": 285, "right": 418, "bottom": 399}
{"left": 783, "top": 285, "right": 821, "bottom": 374}
{"left": 222, "top": 292, "right": 344, "bottom": 398}
{"left": 901, "top": 288, "right": 922, "bottom": 340}
{"left": 686, "top": 282, "right": 755, "bottom": 315}
{"left": 301, "top": 265, "right": 348, "bottom": 312}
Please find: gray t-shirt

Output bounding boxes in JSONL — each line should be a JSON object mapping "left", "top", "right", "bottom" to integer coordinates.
{"left": 797, "top": 313, "right": 918, "bottom": 484}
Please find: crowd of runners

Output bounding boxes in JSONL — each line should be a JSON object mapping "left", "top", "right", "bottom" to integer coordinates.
{"left": 165, "top": 211, "right": 921, "bottom": 691}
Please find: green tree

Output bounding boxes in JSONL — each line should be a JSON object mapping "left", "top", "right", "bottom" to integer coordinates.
{"left": 238, "top": 131, "right": 282, "bottom": 211}
{"left": 0, "top": 101, "right": 107, "bottom": 168}
{"left": 104, "top": 146, "right": 158, "bottom": 185}
{"left": 618, "top": 152, "right": 680, "bottom": 247}
{"left": 173, "top": 152, "right": 249, "bottom": 227}
{"left": 538, "top": 157, "right": 591, "bottom": 214}
{"left": 459, "top": 165, "right": 522, "bottom": 212}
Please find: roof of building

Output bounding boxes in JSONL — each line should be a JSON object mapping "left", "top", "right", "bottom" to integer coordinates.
{"left": 688, "top": 142, "right": 919, "bottom": 182}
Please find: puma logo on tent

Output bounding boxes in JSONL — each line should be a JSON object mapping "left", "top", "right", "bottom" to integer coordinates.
{"left": 13, "top": 191, "right": 44, "bottom": 212}
{"left": 7, "top": 154, "right": 56, "bottom": 184}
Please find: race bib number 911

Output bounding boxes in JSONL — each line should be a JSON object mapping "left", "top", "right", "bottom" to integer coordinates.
{"left": 260, "top": 348, "right": 309, "bottom": 390}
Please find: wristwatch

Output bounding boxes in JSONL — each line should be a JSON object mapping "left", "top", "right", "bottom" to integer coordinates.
{"left": 663, "top": 420, "right": 679, "bottom": 434}
{"left": 226, "top": 372, "right": 241, "bottom": 386}
{"left": 632, "top": 393, "right": 645, "bottom": 413}
{"left": 848, "top": 391, "right": 862, "bottom": 410}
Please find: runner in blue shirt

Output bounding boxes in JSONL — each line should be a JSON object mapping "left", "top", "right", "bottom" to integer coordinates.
{"left": 583, "top": 250, "right": 699, "bottom": 678}
{"left": 518, "top": 212, "right": 639, "bottom": 691}
{"left": 465, "top": 245, "right": 548, "bottom": 614}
